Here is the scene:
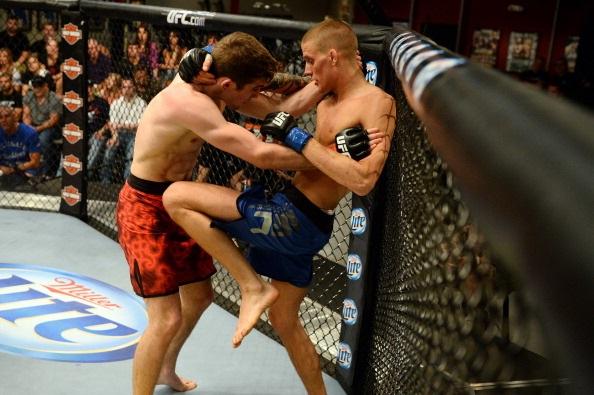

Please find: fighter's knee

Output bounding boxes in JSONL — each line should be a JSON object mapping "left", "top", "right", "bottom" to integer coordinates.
{"left": 162, "top": 184, "right": 184, "bottom": 216}
{"left": 151, "top": 309, "right": 183, "bottom": 337}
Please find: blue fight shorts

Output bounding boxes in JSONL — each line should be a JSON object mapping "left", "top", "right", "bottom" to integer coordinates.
{"left": 212, "top": 185, "right": 334, "bottom": 287}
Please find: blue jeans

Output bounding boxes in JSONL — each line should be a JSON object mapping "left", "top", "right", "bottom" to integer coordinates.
{"left": 101, "top": 131, "right": 135, "bottom": 184}
{"left": 37, "top": 126, "right": 61, "bottom": 177}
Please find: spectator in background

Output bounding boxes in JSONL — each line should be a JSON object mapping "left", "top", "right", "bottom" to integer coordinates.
{"left": 135, "top": 23, "right": 160, "bottom": 77}
{"left": 88, "top": 38, "right": 112, "bottom": 85}
{"left": 0, "top": 72, "right": 23, "bottom": 120}
{"left": 0, "top": 48, "right": 22, "bottom": 89}
{"left": 159, "top": 30, "right": 187, "bottom": 81}
{"left": 101, "top": 78, "right": 146, "bottom": 183}
{"left": 0, "top": 104, "right": 41, "bottom": 189}
{"left": 30, "top": 22, "right": 60, "bottom": 66}
{"left": 45, "top": 37, "right": 63, "bottom": 96}
{"left": 22, "top": 75, "right": 62, "bottom": 178}
{"left": 0, "top": 14, "right": 30, "bottom": 71}
{"left": 87, "top": 81, "right": 110, "bottom": 181}
{"left": 118, "top": 41, "right": 149, "bottom": 79}
{"left": 21, "top": 53, "right": 52, "bottom": 95}
{"left": 98, "top": 72, "right": 123, "bottom": 105}
{"left": 133, "top": 66, "right": 159, "bottom": 102}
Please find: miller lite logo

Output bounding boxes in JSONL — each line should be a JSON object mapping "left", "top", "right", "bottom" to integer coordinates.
{"left": 365, "top": 61, "right": 378, "bottom": 85}
{"left": 346, "top": 254, "right": 362, "bottom": 281}
{"left": 272, "top": 111, "right": 290, "bottom": 127}
{"left": 337, "top": 342, "right": 353, "bottom": 369}
{"left": 63, "top": 123, "right": 83, "bottom": 144}
{"left": 342, "top": 298, "right": 358, "bottom": 326}
{"left": 351, "top": 208, "right": 367, "bottom": 235}
{"left": 62, "top": 23, "right": 82, "bottom": 46}
{"left": 62, "top": 185, "right": 81, "bottom": 206}
{"left": 63, "top": 58, "right": 83, "bottom": 80}
{"left": 63, "top": 154, "right": 82, "bottom": 176}
{"left": 0, "top": 263, "right": 147, "bottom": 362}
{"left": 63, "top": 91, "right": 83, "bottom": 112}
{"left": 166, "top": 10, "right": 212, "bottom": 26}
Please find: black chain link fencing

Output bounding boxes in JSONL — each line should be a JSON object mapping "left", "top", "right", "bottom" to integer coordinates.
{"left": 352, "top": 73, "right": 569, "bottom": 394}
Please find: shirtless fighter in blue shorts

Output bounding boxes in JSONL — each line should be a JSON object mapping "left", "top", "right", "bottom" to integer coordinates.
{"left": 163, "top": 19, "right": 396, "bottom": 395}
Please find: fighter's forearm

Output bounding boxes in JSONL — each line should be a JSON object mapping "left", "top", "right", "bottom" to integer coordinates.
{"left": 264, "top": 73, "right": 311, "bottom": 95}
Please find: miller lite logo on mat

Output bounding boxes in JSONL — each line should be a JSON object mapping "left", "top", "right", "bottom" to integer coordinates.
{"left": 63, "top": 91, "right": 83, "bottom": 112}
{"left": 63, "top": 123, "right": 83, "bottom": 145}
{"left": 0, "top": 263, "right": 147, "bottom": 362}
{"left": 61, "top": 185, "right": 81, "bottom": 206}
{"left": 350, "top": 208, "right": 367, "bottom": 235}
{"left": 337, "top": 342, "right": 353, "bottom": 369}
{"left": 63, "top": 58, "right": 83, "bottom": 80}
{"left": 62, "top": 23, "right": 82, "bottom": 46}
{"left": 63, "top": 154, "right": 82, "bottom": 176}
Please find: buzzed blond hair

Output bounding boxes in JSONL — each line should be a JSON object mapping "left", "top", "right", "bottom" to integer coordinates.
{"left": 302, "top": 18, "right": 358, "bottom": 57}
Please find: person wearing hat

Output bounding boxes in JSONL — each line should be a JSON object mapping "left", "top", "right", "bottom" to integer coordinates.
{"left": 22, "top": 75, "right": 62, "bottom": 178}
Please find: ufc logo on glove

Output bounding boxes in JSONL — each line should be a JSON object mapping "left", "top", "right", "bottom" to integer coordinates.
{"left": 272, "top": 112, "right": 290, "bottom": 127}
{"left": 335, "top": 135, "right": 351, "bottom": 158}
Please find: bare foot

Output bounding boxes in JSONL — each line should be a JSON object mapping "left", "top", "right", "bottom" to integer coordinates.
{"left": 157, "top": 372, "right": 197, "bottom": 392}
{"left": 232, "top": 281, "right": 278, "bottom": 348}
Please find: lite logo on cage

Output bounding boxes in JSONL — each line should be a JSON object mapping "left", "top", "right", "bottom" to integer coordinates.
{"left": 346, "top": 254, "right": 362, "bottom": 281}
{"left": 350, "top": 208, "right": 367, "bottom": 235}
{"left": 365, "top": 61, "right": 378, "bottom": 85}
{"left": 342, "top": 298, "right": 358, "bottom": 326}
{"left": 0, "top": 263, "right": 147, "bottom": 362}
{"left": 337, "top": 342, "right": 353, "bottom": 369}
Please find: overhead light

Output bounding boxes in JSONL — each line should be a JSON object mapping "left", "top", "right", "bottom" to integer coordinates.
{"left": 507, "top": 4, "right": 525, "bottom": 12}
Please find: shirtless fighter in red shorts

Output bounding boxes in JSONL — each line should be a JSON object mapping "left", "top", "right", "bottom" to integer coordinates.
{"left": 116, "top": 32, "right": 324, "bottom": 395}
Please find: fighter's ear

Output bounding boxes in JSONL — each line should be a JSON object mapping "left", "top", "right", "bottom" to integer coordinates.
{"left": 219, "top": 77, "right": 234, "bottom": 89}
{"left": 329, "top": 49, "right": 338, "bottom": 66}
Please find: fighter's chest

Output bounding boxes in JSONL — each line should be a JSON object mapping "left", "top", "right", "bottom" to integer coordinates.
{"left": 315, "top": 104, "right": 362, "bottom": 145}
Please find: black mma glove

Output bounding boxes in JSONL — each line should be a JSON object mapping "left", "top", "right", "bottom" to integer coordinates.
{"left": 178, "top": 48, "right": 216, "bottom": 83}
{"left": 335, "top": 126, "right": 370, "bottom": 161}
{"left": 260, "top": 111, "right": 312, "bottom": 152}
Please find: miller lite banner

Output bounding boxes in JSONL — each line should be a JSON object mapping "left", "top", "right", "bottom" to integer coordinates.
{"left": 59, "top": 12, "right": 88, "bottom": 219}
{"left": 337, "top": 44, "right": 388, "bottom": 393}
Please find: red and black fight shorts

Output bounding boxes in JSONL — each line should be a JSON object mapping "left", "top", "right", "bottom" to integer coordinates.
{"left": 116, "top": 174, "right": 216, "bottom": 298}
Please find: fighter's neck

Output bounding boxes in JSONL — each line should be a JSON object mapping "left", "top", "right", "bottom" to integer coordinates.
{"left": 331, "top": 69, "right": 368, "bottom": 101}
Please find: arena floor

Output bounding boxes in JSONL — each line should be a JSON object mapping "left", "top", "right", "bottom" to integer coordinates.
{"left": 0, "top": 209, "right": 346, "bottom": 395}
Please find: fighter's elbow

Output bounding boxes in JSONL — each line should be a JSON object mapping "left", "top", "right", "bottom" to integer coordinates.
{"left": 350, "top": 174, "right": 377, "bottom": 196}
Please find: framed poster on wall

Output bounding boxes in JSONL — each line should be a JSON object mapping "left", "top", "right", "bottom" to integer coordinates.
{"left": 470, "top": 29, "right": 500, "bottom": 67}
{"left": 506, "top": 32, "right": 538, "bottom": 72}
{"left": 564, "top": 36, "right": 579, "bottom": 73}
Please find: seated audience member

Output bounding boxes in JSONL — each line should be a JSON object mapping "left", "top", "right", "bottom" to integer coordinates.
{"left": 134, "top": 23, "right": 160, "bottom": 77}
{"left": 22, "top": 75, "right": 62, "bottom": 177}
{"left": 132, "top": 66, "right": 159, "bottom": 102}
{"left": 21, "top": 53, "right": 52, "bottom": 95}
{"left": 0, "top": 72, "right": 23, "bottom": 120}
{"left": 30, "top": 22, "right": 61, "bottom": 66}
{"left": 87, "top": 81, "right": 110, "bottom": 181}
{"left": 159, "top": 30, "right": 187, "bottom": 81}
{"left": 118, "top": 41, "right": 150, "bottom": 79}
{"left": 101, "top": 78, "right": 146, "bottom": 183}
{"left": 0, "top": 14, "right": 30, "bottom": 70}
{"left": 98, "top": 72, "right": 123, "bottom": 105}
{"left": 0, "top": 48, "right": 22, "bottom": 89}
{"left": 88, "top": 38, "right": 112, "bottom": 85}
{"left": 45, "top": 37, "right": 63, "bottom": 96}
{"left": 0, "top": 104, "right": 41, "bottom": 189}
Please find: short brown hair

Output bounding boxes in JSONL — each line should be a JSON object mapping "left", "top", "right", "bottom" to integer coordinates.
{"left": 212, "top": 32, "right": 279, "bottom": 88}
{"left": 302, "top": 18, "right": 358, "bottom": 56}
